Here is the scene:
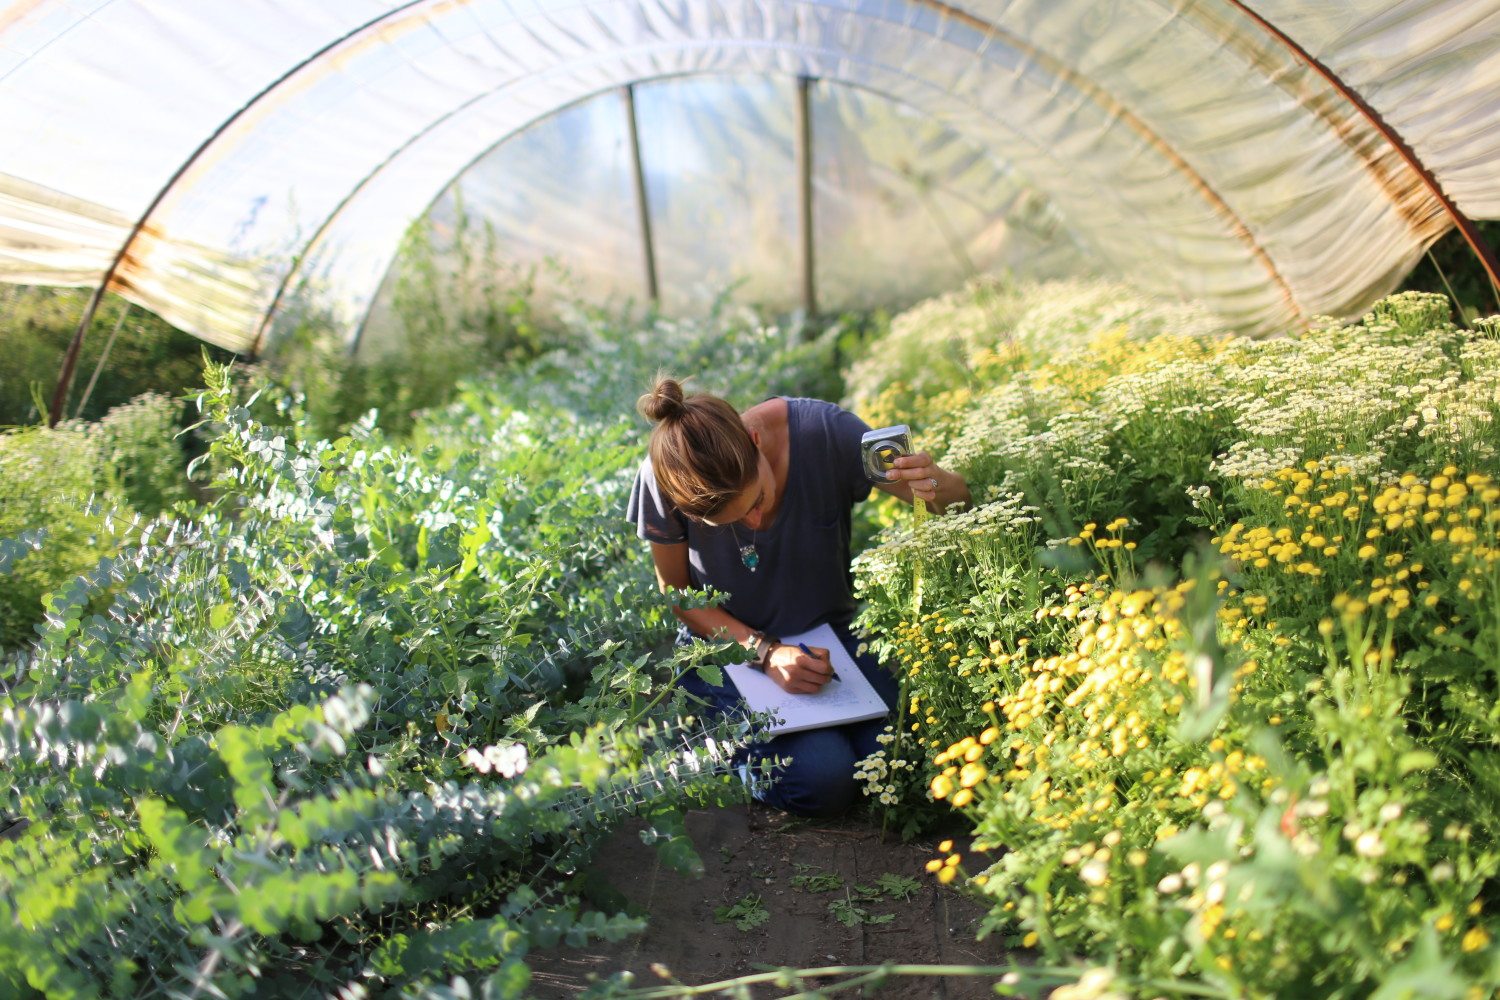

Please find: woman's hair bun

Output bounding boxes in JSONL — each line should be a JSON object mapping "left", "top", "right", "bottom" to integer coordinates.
{"left": 638, "top": 376, "right": 687, "bottom": 423}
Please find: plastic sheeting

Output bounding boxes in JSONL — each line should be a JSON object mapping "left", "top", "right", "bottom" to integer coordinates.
{"left": 355, "top": 91, "right": 647, "bottom": 357}
{"left": 364, "top": 75, "right": 1078, "bottom": 350}
{"left": 808, "top": 80, "right": 1077, "bottom": 309}
{"left": 2, "top": 0, "right": 1498, "bottom": 354}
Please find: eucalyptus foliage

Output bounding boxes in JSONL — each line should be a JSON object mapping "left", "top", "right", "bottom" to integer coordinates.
{"left": 0, "top": 303, "right": 843, "bottom": 997}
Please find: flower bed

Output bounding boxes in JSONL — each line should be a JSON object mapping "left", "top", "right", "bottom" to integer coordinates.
{"left": 851, "top": 284, "right": 1500, "bottom": 996}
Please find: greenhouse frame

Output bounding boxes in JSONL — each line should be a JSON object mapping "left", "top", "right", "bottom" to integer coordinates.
{"left": 4, "top": 2, "right": 1499, "bottom": 360}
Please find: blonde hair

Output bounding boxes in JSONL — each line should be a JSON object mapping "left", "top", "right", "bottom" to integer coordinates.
{"left": 637, "top": 376, "right": 757, "bottom": 520}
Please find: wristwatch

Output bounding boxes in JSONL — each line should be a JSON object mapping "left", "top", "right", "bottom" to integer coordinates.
{"left": 748, "top": 630, "right": 780, "bottom": 671}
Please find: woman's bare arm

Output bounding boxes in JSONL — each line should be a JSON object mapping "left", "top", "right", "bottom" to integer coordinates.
{"left": 872, "top": 450, "right": 971, "bottom": 512}
{"left": 647, "top": 541, "right": 833, "bottom": 693}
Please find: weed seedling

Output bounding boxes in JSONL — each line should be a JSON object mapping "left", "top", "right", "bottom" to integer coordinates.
{"left": 790, "top": 871, "right": 845, "bottom": 893}
{"left": 714, "top": 894, "right": 771, "bottom": 931}
{"left": 828, "top": 892, "right": 896, "bottom": 928}
{"left": 875, "top": 872, "right": 921, "bottom": 901}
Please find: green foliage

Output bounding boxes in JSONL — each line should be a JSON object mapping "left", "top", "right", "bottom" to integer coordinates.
{"left": 16, "top": 264, "right": 1497, "bottom": 997}
{"left": 827, "top": 892, "right": 895, "bottom": 927}
{"left": 789, "top": 869, "right": 844, "bottom": 893}
{"left": 90, "top": 392, "right": 191, "bottom": 513}
{"left": 1398, "top": 220, "right": 1500, "bottom": 325}
{"left": 264, "top": 272, "right": 549, "bottom": 443}
{"left": 0, "top": 285, "right": 232, "bottom": 426}
{"left": 0, "top": 392, "right": 188, "bottom": 648}
{"left": 713, "top": 894, "right": 771, "bottom": 932}
{"left": 205, "top": 197, "right": 560, "bottom": 442}
{"left": 456, "top": 302, "right": 848, "bottom": 427}
{"left": 873, "top": 872, "right": 920, "bottom": 901}
{"left": 0, "top": 422, "right": 115, "bottom": 647}
{"left": 257, "top": 199, "right": 856, "bottom": 444}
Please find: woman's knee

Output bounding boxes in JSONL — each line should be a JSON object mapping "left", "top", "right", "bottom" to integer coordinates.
{"left": 758, "top": 731, "right": 861, "bottom": 818}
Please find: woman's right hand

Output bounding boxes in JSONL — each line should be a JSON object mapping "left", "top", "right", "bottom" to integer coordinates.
{"left": 764, "top": 643, "right": 834, "bottom": 693}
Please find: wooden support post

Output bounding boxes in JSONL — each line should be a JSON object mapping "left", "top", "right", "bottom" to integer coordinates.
{"left": 623, "top": 84, "right": 659, "bottom": 306}
{"left": 795, "top": 75, "right": 817, "bottom": 321}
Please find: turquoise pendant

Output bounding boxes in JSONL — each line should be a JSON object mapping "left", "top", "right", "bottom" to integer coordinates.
{"left": 739, "top": 544, "right": 759, "bottom": 572}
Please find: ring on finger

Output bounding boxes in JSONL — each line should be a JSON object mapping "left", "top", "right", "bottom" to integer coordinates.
{"left": 929, "top": 477, "right": 938, "bottom": 491}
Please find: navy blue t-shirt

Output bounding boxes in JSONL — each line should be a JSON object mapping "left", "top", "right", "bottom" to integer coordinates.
{"left": 627, "top": 398, "right": 875, "bottom": 638}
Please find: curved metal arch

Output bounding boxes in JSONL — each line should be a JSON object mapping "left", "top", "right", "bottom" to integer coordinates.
{"left": 255, "top": 59, "right": 1096, "bottom": 356}
{"left": 255, "top": 52, "right": 1115, "bottom": 357}
{"left": 47, "top": 0, "right": 436, "bottom": 425}
{"left": 1219, "top": 0, "right": 1500, "bottom": 296}
{"left": 255, "top": 73, "right": 669, "bottom": 358}
{"left": 1144, "top": 0, "right": 1436, "bottom": 244}
{"left": 386, "top": 72, "right": 1077, "bottom": 275}
{"left": 251, "top": 0, "right": 1305, "bottom": 353}
{"left": 39, "top": 0, "right": 1500, "bottom": 421}
{"left": 1120, "top": 0, "right": 1486, "bottom": 277}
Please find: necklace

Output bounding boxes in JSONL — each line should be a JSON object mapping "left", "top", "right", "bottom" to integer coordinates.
{"left": 729, "top": 523, "right": 760, "bottom": 572}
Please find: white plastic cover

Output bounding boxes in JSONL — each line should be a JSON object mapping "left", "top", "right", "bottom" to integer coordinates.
{"left": 1, "top": 0, "right": 1498, "bottom": 353}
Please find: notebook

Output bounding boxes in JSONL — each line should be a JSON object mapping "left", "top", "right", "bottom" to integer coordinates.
{"left": 723, "top": 622, "right": 890, "bottom": 735}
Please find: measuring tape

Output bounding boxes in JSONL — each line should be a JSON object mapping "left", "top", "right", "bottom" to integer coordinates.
{"left": 911, "top": 481, "right": 928, "bottom": 616}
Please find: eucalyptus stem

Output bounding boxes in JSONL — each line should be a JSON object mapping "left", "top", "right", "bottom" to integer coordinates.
{"left": 621, "top": 962, "right": 1021, "bottom": 998}
{"left": 625, "top": 658, "right": 715, "bottom": 730}
{"left": 616, "top": 962, "right": 1233, "bottom": 999}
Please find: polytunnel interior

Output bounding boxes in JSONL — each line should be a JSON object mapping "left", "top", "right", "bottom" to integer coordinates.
{"left": 355, "top": 73, "right": 1081, "bottom": 356}
{"left": 2, "top": 0, "right": 1500, "bottom": 365}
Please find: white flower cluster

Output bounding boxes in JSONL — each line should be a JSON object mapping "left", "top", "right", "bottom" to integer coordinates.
{"left": 852, "top": 731, "right": 915, "bottom": 805}
{"left": 844, "top": 277, "right": 1219, "bottom": 418}
{"left": 1201, "top": 297, "right": 1500, "bottom": 483}
{"left": 1155, "top": 859, "right": 1239, "bottom": 904}
{"left": 1213, "top": 444, "right": 1318, "bottom": 485}
{"left": 939, "top": 384, "right": 1038, "bottom": 473}
{"left": 911, "top": 288, "right": 1500, "bottom": 506}
{"left": 462, "top": 742, "right": 529, "bottom": 777}
{"left": 852, "top": 491, "right": 1040, "bottom": 590}
{"left": 946, "top": 391, "right": 1118, "bottom": 492}
{"left": 942, "top": 405, "right": 1125, "bottom": 524}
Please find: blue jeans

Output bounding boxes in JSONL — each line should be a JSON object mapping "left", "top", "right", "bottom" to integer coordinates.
{"left": 677, "top": 621, "right": 900, "bottom": 818}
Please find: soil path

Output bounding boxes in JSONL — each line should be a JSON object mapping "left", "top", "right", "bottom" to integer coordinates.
{"left": 528, "top": 804, "right": 1015, "bottom": 998}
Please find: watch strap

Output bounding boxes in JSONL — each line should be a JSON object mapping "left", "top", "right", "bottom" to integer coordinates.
{"left": 751, "top": 631, "right": 780, "bottom": 671}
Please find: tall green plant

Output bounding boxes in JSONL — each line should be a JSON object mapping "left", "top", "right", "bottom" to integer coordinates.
{"left": 264, "top": 206, "right": 554, "bottom": 441}
{"left": 0, "top": 392, "right": 188, "bottom": 649}
{"left": 0, "top": 285, "right": 231, "bottom": 426}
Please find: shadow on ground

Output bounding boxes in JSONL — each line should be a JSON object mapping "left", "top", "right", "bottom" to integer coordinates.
{"left": 529, "top": 804, "right": 1017, "bottom": 998}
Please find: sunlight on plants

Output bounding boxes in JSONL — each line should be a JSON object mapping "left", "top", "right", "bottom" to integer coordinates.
{"left": 3, "top": 279, "right": 1499, "bottom": 997}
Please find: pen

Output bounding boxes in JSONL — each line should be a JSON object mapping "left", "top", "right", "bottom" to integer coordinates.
{"left": 798, "top": 642, "right": 841, "bottom": 683}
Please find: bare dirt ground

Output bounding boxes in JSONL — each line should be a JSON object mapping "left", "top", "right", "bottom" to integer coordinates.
{"left": 528, "top": 804, "right": 1017, "bottom": 998}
